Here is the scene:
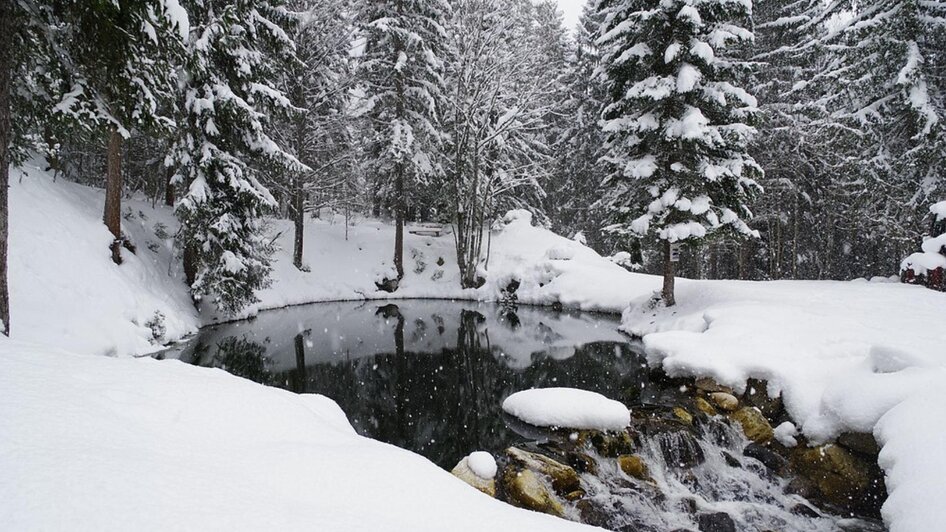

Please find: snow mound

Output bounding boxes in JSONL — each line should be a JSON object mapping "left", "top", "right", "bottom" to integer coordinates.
{"left": 502, "top": 388, "right": 631, "bottom": 431}
{"left": 467, "top": 451, "right": 497, "bottom": 479}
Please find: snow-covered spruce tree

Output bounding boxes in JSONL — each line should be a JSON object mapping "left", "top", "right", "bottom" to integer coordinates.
{"left": 596, "top": 0, "right": 763, "bottom": 305}
{"left": 354, "top": 0, "right": 450, "bottom": 282}
{"left": 169, "top": 0, "right": 305, "bottom": 315}
{"left": 445, "top": 0, "right": 564, "bottom": 288}
{"left": 273, "top": 0, "right": 356, "bottom": 271}
{"left": 43, "top": 0, "right": 186, "bottom": 264}
{"left": 547, "top": 0, "right": 611, "bottom": 252}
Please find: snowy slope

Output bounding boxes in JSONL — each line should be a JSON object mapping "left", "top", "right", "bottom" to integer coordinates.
{"left": 9, "top": 162, "right": 199, "bottom": 356}
{"left": 621, "top": 279, "right": 946, "bottom": 532}
{"left": 0, "top": 340, "right": 595, "bottom": 532}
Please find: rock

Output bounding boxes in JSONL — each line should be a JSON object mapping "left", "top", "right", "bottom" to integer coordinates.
{"left": 742, "top": 379, "right": 783, "bottom": 419}
{"left": 374, "top": 277, "right": 399, "bottom": 293}
{"left": 722, "top": 451, "right": 742, "bottom": 468}
{"left": 451, "top": 456, "right": 496, "bottom": 496}
{"left": 837, "top": 432, "right": 880, "bottom": 457}
{"left": 743, "top": 443, "right": 787, "bottom": 472}
{"left": 564, "top": 489, "right": 585, "bottom": 501}
{"left": 730, "top": 407, "right": 774, "bottom": 444}
{"left": 695, "top": 397, "right": 718, "bottom": 416}
{"left": 506, "top": 447, "right": 581, "bottom": 494}
{"left": 791, "top": 444, "right": 871, "bottom": 507}
{"left": 618, "top": 454, "right": 650, "bottom": 480}
{"left": 791, "top": 503, "right": 820, "bottom": 518}
{"left": 656, "top": 430, "right": 705, "bottom": 468}
{"left": 695, "top": 377, "right": 734, "bottom": 394}
{"left": 566, "top": 451, "right": 599, "bottom": 475}
{"left": 673, "top": 406, "right": 694, "bottom": 424}
{"left": 576, "top": 499, "right": 611, "bottom": 528}
{"left": 584, "top": 429, "right": 635, "bottom": 457}
{"left": 709, "top": 392, "right": 739, "bottom": 412}
{"left": 697, "top": 512, "right": 736, "bottom": 532}
{"left": 502, "top": 468, "right": 564, "bottom": 516}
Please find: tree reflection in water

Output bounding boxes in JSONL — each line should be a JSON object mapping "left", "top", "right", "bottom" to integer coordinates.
{"left": 175, "top": 301, "right": 646, "bottom": 469}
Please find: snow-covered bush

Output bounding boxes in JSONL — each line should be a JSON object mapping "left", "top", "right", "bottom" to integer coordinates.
{"left": 901, "top": 201, "right": 946, "bottom": 291}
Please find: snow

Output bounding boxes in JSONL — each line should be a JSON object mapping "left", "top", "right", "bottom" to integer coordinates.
{"left": 502, "top": 388, "right": 631, "bottom": 431}
{"left": 8, "top": 164, "right": 946, "bottom": 531}
{"left": 0, "top": 340, "right": 592, "bottom": 532}
{"left": 900, "top": 251, "right": 946, "bottom": 275}
{"left": 931, "top": 200, "right": 946, "bottom": 222}
{"left": 467, "top": 451, "right": 498, "bottom": 479}
{"left": 621, "top": 279, "right": 946, "bottom": 532}
{"left": 773, "top": 421, "right": 798, "bottom": 447}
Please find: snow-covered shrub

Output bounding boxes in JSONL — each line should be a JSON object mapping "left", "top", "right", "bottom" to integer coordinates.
{"left": 901, "top": 201, "right": 946, "bottom": 291}
{"left": 144, "top": 311, "right": 167, "bottom": 343}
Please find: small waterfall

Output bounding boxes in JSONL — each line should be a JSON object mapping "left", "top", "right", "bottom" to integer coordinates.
{"left": 573, "top": 418, "right": 883, "bottom": 532}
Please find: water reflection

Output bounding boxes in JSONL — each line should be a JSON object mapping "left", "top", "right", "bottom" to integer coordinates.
{"left": 167, "top": 300, "right": 646, "bottom": 468}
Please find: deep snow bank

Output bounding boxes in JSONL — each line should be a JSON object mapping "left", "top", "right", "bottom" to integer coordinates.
{"left": 621, "top": 279, "right": 946, "bottom": 532}
{"left": 0, "top": 340, "right": 594, "bottom": 531}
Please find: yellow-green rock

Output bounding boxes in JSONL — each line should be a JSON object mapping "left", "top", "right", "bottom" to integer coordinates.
{"left": 791, "top": 444, "right": 870, "bottom": 506}
{"left": 618, "top": 454, "right": 650, "bottom": 480}
{"left": 506, "top": 447, "right": 581, "bottom": 494}
{"left": 730, "top": 407, "right": 774, "bottom": 443}
{"left": 503, "top": 468, "right": 565, "bottom": 517}
{"left": 673, "top": 407, "right": 693, "bottom": 424}
{"left": 695, "top": 397, "right": 718, "bottom": 416}
{"left": 451, "top": 457, "right": 496, "bottom": 497}
{"left": 710, "top": 392, "right": 740, "bottom": 412}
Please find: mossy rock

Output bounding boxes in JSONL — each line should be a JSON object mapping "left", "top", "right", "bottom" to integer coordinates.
{"left": 451, "top": 457, "right": 496, "bottom": 497}
{"left": 695, "top": 397, "right": 718, "bottom": 416}
{"left": 695, "top": 377, "right": 734, "bottom": 394}
{"left": 506, "top": 447, "right": 581, "bottom": 495}
{"left": 673, "top": 406, "right": 693, "bottom": 425}
{"left": 730, "top": 407, "right": 774, "bottom": 444}
{"left": 791, "top": 444, "right": 870, "bottom": 506}
{"left": 709, "top": 392, "right": 739, "bottom": 412}
{"left": 578, "top": 429, "right": 635, "bottom": 457}
{"left": 502, "top": 468, "right": 565, "bottom": 517}
{"left": 618, "top": 454, "right": 651, "bottom": 481}
{"left": 742, "top": 378, "right": 784, "bottom": 419}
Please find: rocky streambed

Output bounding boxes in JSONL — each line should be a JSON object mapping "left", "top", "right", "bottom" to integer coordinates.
{"left": 452, "top": 375, "right": 886, "bottom": 532}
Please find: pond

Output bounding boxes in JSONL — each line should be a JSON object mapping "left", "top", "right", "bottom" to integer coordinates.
{"left": 162, "top": 299, "right": 648, "bottom": 469}
{"left": 161, "top": 300, "right": 885, "bottom": 532}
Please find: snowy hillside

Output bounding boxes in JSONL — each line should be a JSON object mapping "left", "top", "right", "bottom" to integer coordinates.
{"left": 9, "top": 163, "right": 659, "bottom": 357}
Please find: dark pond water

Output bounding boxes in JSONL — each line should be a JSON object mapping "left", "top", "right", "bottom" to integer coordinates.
{"left": 162, "top": 300, "right": 659, "bottom": 469}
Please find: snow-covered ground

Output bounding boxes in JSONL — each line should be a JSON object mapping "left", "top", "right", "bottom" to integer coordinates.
{"left": 0, "top": 341, "right": 592, "bottom": 532}
{"left": 5, "top": 164, "right": 946, "bottom": 531}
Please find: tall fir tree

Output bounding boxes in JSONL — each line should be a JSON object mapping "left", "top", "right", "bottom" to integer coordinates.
{"left": 169, "top": 0, "right": 304, "bottom": 315}
{"left": 596, "top": 0, "right": 762, "bottom": 304}
{"left": 354, "top": 0, "right": 450, "bottom": 282}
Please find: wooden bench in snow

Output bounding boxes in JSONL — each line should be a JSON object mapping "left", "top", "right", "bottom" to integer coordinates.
{"left": 408, "top": 223, "right": 445, "bottom": 237}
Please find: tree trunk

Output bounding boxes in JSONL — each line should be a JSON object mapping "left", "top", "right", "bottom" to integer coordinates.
{"left": 394, "top": 165, "right": 405, "bottom": 280}
{"left": 104, "top": 127, "right": 124, "bottom": 264}
{"left": 292, "top": 175, "right": 304, "bottom": 270}
{"left": 183, "top": 241, "right": 198, "bottom": 288}
{"left": 164, "top": 166, "right": 175, "bottom": 207}
{"left": 291, "top": 332, "right": 306, "bottom": 393}
{"left": 662, "top": 240, "right": 675, "bottom": 306}
{"left": 0, "top": 0, "right": 11, "bottom": 336}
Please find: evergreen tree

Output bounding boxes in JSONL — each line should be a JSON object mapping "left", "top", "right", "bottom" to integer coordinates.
{"left": 596, "top": 0, "right": 763, "bottom": 305}
{"left": 169, "top": 0, "right": 304, "bottom": 315}
{"left": 354, "top": 0, "right": 450, "bottom": 282}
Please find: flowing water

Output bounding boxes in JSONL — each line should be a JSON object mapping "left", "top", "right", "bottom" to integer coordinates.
{"left": 160, "top": 300, "right": 884, "bottom": 531}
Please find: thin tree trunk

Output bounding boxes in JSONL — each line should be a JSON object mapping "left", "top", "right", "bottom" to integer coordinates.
{"left": 292, "top": 175, "right": 304, "bottom": 270}
{"left": 104, "top": 127, "right": 124, "bottom": 264}
{"left": 662, "top": 240, "right": 675, "bottom": 306}
{"left": 164, "top": 166, "right": 175, "bottom": 207}
{"left": 291, "top": 333, "right": 306, "bottom": 393}
{"left": 183, "top": 241, "right": 198, "bottom": 288}
{"left": 394, "top": 166, "right": 404, "bottom": 279}
{"left": 0, "top": 0, "right": 12, "bottom": 336}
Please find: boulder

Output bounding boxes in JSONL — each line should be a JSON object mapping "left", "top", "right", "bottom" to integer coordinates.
{"left": 506, "top": 447, "right": 581, "bottom": 495}
{"left": 837, "top": 432, "right": 880, "bottom": 457}
{"left": 502, "top": 468, "right": 565, "bottom": 517}
{"left": 730, "top": 407, "right": 774, "bottom": 444}
{"left": 374, "top": 277, "right": 399, "bottom": 293}
{"left": 618, "top": 454, "right": 650, "bottom": 481}
{"left": 791, "top": 444, "right": 871, "bottom": 507}
{"left": 709, "top": 392, "right": 739, "bottom": 412}
{"left": 451, "top": 456, "right": 496, "bottom": 497}
{"left": 743, "top": 443, "right": 787, "bottom": 473}
{"left": 697, "top": 512, "right": 737, "bottom": 532}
